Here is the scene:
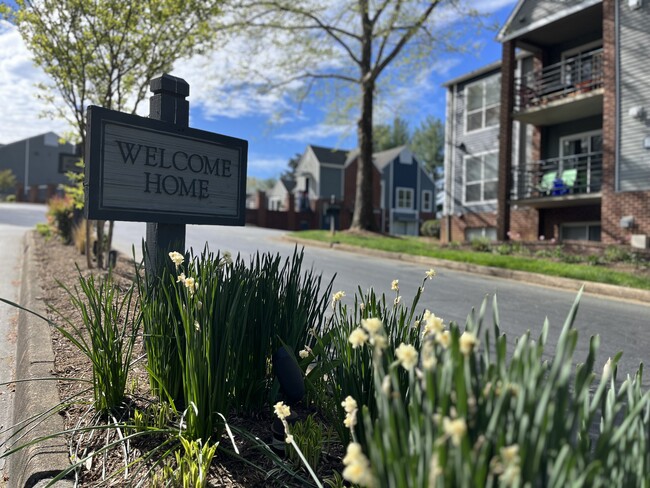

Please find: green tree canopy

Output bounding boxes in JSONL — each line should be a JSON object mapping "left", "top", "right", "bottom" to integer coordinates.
{"left": 5, "top": 0, "right": 221, "bottom": 147}
{"left": 0, "top": 169, "right": 17, "bottom": 194}
{"left": 373, "top": 116, "right": 410, "bottom": 152}
{"left": 3, "top": 0, "right": 221, "bottom": 267}
{"left": 412, "top": 115, "right": 444, "bottom": 178}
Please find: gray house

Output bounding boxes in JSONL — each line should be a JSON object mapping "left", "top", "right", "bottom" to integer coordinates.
{"left": 293, "top": 144, "right": 350, "bottom": 211}
{"left": 0, "top": 132, "right": 77, "bottom": 201}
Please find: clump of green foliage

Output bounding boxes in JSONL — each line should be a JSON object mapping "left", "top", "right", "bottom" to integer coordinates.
{"left": 46, "top": 195, "right": 75, "bottom": 244}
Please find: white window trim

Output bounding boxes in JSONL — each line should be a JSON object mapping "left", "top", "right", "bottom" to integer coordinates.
{"left": 464, "top": 74, "right": 501, "bottom": 134}
{"left": 399, "top": 151, "right": 413, "bottom": 165}
{"left": 421, "top": 190, "right": 433, "bottom": 212}
{"left": 559, "top": 129, "right": 603, "bottom": 157}
{"left": 395, "top": 186, "right": 414, "bottom": 210}
{"left": 462, "top": 150, "right": 498, "bottom": 205}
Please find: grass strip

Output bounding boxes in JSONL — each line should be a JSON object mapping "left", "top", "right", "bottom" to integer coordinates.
{"left": 290, "top": 231, "right": 650, "bottom": 290}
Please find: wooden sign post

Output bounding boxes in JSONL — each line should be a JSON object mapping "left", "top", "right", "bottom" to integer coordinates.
{"left": 84, "top": 74, "right": 248, "bottom": 277}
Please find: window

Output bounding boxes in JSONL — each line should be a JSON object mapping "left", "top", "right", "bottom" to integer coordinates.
{"left": 422, "top": 190, "right": 433, "bottom": 212}
{"left": 464, "top": 151, "right": 498, "bottom": 204}
{"left": 396, "top": 187, "right": 414, "bottom": 210}
{"left": 465, "top": 74, "right": 500, "bottom": 132}
{"left": 465, "top": 227, "right": 497, "bottom": 241}
{"left": 560, "top": 223, "right": 601, "bottom": 241}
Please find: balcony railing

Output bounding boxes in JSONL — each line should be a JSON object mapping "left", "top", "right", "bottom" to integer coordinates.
{"left": 515, "top": 49, "right": 603, "bottom": 111}
{"left": 513, "top": 151, "right": 603, "bottom": 200}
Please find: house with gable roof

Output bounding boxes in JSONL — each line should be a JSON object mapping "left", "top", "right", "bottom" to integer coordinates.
{"left": 344, "top": 145, "right": 436, "bottom": 235}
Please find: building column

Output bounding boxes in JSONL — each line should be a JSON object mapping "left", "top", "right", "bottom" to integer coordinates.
{"left": 257, "top": 190, "right": 267, "bottom": 228}
{"left": 497, "top": 41, "right": 515, "bottom": 241}
{"left": 601, "top": 0, "right": 617, "bottom": 243}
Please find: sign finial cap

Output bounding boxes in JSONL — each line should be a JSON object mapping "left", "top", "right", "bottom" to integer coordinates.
{"left": 150, "top": 74, "right": 190, "bottom": 97}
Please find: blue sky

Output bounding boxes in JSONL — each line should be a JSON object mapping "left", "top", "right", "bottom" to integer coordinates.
{"left": 0, "top": 1, "right": 516, "bottom": 180}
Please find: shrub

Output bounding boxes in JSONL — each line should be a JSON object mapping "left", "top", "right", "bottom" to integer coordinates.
{"left": 496, "top": 243, "right": 513, "bottom": 255}
{"left": 35, "top": 222, "right": 52, "bottom": 239}
{"left": 47, "top": 195, "right": 75, "bottom": 244}
{"left": 470, "top": 237, "right": 492, "bottom": 252}
{"left": 5, "top": 194, "right": 16, "bottom": 202}
{"left": 604, "top": 245, "right": 631, "bottom": 263}
{"left": 334, "top": 291, "right": 650, "bottom": 487}
{"left": 420, "top": 219, "right": 440, "bottom": 238}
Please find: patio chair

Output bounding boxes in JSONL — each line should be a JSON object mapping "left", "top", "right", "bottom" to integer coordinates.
{"left": 538, "top": 171, "right": 557, "bottom": 195}
{"left": 561, "top": 168, "right": 578, "bottom": 191}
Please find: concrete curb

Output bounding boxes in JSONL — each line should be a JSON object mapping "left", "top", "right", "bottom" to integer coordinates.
{"left": 283, "top": 235, "right": 650, "bottom": 304}
{"left": 9, "top": 232, "right": 73, "bottom": 488}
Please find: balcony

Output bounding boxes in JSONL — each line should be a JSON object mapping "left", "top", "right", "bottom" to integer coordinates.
{"left": 513, "top": 151, "right": 602, "bottom": 208}
{"left": 514, "top": 49, "right": 603, "bottom": 126}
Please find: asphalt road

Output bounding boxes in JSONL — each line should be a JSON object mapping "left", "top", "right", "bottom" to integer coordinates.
{"left": 2, "top": 204, "right": 649, "bottom": 390}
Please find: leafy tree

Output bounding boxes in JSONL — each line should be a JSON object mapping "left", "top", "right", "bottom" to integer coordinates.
{"left": 411, "top": 115, "right": 444, "bottom": 179}
{"left": 374, "top": 116, "right": 410, "bottom": 152}
{"left": 4, "top": 0, "right": 221, "bottom": 267}
{"left": 282, "top": 152, "right": 302, "bottom": 180}
{"left": 0, "top": 169, "right": 17, "bottom": 198}
{"left": 225, "top": 0, "right": 481, "bottom": 231}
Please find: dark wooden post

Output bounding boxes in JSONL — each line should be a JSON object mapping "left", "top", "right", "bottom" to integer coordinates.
{"left": 497, "top": 41, "right": 515, "bottom": 241}
{"left": 145, "top": 74, "right": 189, "bottom": 277}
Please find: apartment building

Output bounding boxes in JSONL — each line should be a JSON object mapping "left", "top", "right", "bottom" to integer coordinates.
{"left": 443, "top": 0, "right": 650, "bottom": 248}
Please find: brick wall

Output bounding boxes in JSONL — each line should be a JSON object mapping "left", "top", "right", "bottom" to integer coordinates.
{"left": 510, "top": 207, "right": 539, "bottom": 241}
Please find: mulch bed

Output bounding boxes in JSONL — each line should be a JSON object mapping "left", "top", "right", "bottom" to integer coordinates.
{"left": 33, "top": 233, "right": 341, "bottom": 487}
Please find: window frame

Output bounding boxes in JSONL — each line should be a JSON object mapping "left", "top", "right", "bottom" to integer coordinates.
{"left": 395, "top": 187, "right": 414, "bottom": 210}
{"left": 463, "top": 150, "right": 498, "bottom": 205}
{"left": 421, "top": 189, "right": 433, "bottom": 212}
{"left": 464, "top": 74, "right": 501, "bottom": 134}
{"left": 560, "top": 222, "right": 601, "bottom": 242}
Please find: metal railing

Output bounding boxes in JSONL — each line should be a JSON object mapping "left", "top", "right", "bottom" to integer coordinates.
{"left": 513, "top": 151, "right": 603, "bottom": 200}
{"left": 515, "top": 49, "right": 603, "bottom": 110}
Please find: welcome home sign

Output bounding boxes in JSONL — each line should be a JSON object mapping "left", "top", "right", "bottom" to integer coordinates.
{"left": 84, "top": 105, "right": 248, "bottom": 226}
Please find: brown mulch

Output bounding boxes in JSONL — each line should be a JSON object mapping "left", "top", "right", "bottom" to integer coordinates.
{"left": 33, "top": 233, "right": 341, "bottom": 487}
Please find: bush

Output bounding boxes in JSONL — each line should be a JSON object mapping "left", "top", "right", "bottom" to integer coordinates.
{"left": 5, "top": 194, "right": 16, "bottom": 202}
{"left": 420, "top": 219, "right": 440, "bottom": 238}
{"left": 604, "top": 245, "right": 631, "bottom": 263}
{"left": 470, "top": 237, "right": 492, "bottom": 252}
{"left": 47, "top": 195, "right": 75, "bottom": 243}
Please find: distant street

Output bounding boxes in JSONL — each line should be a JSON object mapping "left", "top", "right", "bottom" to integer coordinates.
{"left": 1, "top": 203, "right": 649, "bottom": 389}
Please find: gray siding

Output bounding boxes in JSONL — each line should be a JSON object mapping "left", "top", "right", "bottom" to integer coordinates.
{"left": 617, "top": 0, "right": 650, "bottom": 191}
{"left": 449, "top": 71, "right": 501, "bottom": 215}
{"left": 320, "top": 166, "right": 343, "bottom": 199}
{"left": 0, "top": 132, "right": 74, "bottom": 190}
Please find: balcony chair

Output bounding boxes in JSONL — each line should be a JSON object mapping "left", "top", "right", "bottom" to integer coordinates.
{"left": 538, "top": 171, "right": 557, "bottom": 195}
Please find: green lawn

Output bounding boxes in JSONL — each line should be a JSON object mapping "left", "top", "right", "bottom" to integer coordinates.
{"left": 289, "top": 230, "right": 650, "bottom": 291}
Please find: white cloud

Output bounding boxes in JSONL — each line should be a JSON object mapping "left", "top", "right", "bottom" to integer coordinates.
{"left": 0, "top": 21, "right": 70, "bottom": 145}
{"left": 275, "top": 122, "right": 353, "bottom": 143}
{"left": 247, "top": 153, "right": 290, "bottom": 178}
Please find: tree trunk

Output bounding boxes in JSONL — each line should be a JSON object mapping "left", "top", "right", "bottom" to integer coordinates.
{"left": 351, "top": 2, "right": 376, "bottom": 232}
{"left": 351, "top": 80, "right": 376, "bottom": 231}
